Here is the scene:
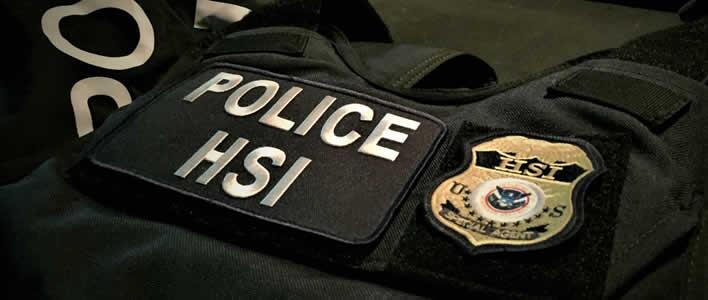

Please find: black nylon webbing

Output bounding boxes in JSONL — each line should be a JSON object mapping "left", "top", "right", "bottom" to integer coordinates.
{"left": 550, "top": 69, "right": 692, "bottom": 131}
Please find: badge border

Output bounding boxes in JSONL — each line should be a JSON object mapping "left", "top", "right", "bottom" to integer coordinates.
{"left": 424, "top": 131, "right": 606, "bottom": 255}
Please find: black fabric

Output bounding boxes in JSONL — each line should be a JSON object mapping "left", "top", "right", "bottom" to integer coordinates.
{"left": 685, "top": 201, "right": 707, "bottom": 300}
{"left": 217, "top": 0, "right": 322, "bottom": 34}
{"left": 204, "top": 30, "right": 497, "bottom": 91}
{"left": 0, "top": 0, "right": 393, "bottom": 185}
{"left": 550, "top": 69, "right": 691, "bottom": 131}
{"left": 619, "top": 235, "right": 694, "bottom": 300}
{"left": 218, "top": 0, "right": 392, "bottom": 43}
{"left": 680, "top": 0, "right": 708, "bottom": 21}
{"left": 2, "top": 8, "right": 708, "bottom": 300}
{"left": 1, "top": 160, "right": 425, "bottom": 300}
{"left": 0, "top": 0, "right": 205, "bottom": 184}
{"left": 319, "top": 0, "right": 392, "bottom": 43}
{"left": 351, "top": 43, "right": 497, "bottom": 89}
{"left": 205, "top": 32, "right": 310, "bottom": 57}
{"left": 590, "top": 0, "right": 691, "bottom": 12}
{"left": 607, "top": 16, "right": 708, "bottom": 83}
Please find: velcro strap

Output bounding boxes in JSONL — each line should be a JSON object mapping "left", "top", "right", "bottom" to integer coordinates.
{"left": 550, "top": 69, "right": 692, "bottom": 130}
{"left": 205, "top": 32, "right": 309, "bottom": 57}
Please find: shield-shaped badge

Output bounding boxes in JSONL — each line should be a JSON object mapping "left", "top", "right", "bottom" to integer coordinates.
{"left": 428, "top": 134, "right": 605, "bottom": 254}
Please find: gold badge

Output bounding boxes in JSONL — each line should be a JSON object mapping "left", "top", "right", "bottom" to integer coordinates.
{"left": 428, "top": 135, "right": 604, "bottom": 253}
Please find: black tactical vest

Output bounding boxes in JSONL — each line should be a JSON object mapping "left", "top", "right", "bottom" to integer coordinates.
{"left": 2, "top": 7, "right": 707, "bottom": 300}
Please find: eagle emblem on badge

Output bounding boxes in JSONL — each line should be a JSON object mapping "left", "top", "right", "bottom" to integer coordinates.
{"left": 428, "top": 134, "right": 605, "bottom": 254}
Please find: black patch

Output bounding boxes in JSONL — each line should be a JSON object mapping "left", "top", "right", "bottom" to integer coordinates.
{"left": 389, "top": 126, "right": 630, "bottom": 298}
{"left": 549, "top": 69, "right": 692, "bottom": 131}
{"left": 85, "top": 65, "right": 446, "bottom": 244}
{"left": 425, "top": 132, "right": 607, "bottom": 255}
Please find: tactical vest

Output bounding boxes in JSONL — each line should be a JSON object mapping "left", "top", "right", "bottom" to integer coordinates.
{"left": 3, "top": 10, "right": 708, "bottom": 300}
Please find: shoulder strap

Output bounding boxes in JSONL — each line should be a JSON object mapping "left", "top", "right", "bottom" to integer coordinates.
{"left": 350, "top": 42, "right": 496, "bottom": 90}
{"left": 323, "top": 26, "right": 499, "bottom": 101}
{"left": 202, "top": 26, "right": 498, "bottom": 94}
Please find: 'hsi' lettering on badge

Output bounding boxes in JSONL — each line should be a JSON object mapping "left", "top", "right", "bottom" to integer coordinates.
{"left": 427, "top": 135, "right": 605, "bottom": 254}
{"left": 174, "top": 72, "right": 423, "bottom": 207}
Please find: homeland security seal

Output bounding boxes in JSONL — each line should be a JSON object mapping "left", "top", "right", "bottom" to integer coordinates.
{"left": 428, "top": 134, "right": 605, "bottom": 254}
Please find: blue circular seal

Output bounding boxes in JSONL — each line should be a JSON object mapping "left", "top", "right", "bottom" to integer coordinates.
{"left": 485, "top": 186, "right": 531, "bottom": 212}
